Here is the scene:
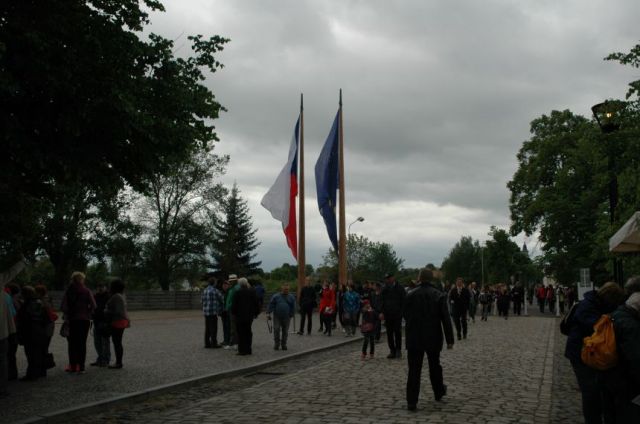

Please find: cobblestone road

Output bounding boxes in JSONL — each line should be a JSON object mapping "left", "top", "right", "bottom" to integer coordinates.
{"left": 67, "top": 314, "right": 583, "bottom": 424}
{"left": 4, "top": 310, "right": 362, "bottom": 423}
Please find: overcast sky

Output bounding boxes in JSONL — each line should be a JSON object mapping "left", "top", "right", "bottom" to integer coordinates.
{"left": 147, "top": 0, "right": 639, "bottom": 272}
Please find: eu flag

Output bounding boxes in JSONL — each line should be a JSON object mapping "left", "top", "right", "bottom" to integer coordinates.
{"left": 315, "top": 111, "right": 340, "bottom": 251}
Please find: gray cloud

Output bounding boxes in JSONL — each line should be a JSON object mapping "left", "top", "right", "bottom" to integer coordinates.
{"left": 148, "top": 0, "right": 639, "bottom": 270}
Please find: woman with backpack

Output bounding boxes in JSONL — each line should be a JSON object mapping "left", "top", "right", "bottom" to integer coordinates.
{"left": 564, "top": 281, "right": 625, "bottom": 424}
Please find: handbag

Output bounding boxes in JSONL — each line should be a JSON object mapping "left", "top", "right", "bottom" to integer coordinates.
{"left": 361, "top": 322, "right": 375, "bottom": 333}
{"left": 59, "top": 321, "right": 70, "bottom": 338}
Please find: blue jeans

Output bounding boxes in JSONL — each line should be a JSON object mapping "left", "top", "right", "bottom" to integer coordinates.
{"left": 93, "top": 324, "right": 111, "bottom": 365}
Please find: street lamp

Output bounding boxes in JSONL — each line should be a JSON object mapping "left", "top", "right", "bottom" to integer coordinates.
{"left": 347, "top": 217, "right": 364, "bottom": 279}
{"left": 348, "top": 216, "right": 365, "bottom": 235}
{"left": 592, "top": 100, "right": 624, "bottom": 285}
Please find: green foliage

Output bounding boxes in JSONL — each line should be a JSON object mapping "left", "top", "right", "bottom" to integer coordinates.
{"left": 441, "top": 230, "right": 537, "bottom": 287}
{"left": 267, "top": 263, "right": 314, "bottom": 281}
{"left": 210, "top": 184, "right": 261, "bottom": 278}
{"left": 139, "top": 153, "right": 228, "bottom": 290}
{"left": 440, "top": 236, "right": 482, "bottom": 284}
{"left": 0, "top": 0, "right": 229, "bottom": 287}
{"left": 508, "top": 41, "right": 640, "bottom": 284}
{"left": 321, "top": 234, "right": 404, "bottom": 283}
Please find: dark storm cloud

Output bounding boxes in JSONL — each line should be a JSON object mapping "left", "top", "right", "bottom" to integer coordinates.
{"left": 147, "top": 0, "right": 640, "bottom": 270}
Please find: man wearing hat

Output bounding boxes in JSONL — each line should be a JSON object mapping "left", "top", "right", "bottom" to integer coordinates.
{"left": 224, "top": 274, "right": 239, "bottom": 350}
{"left": 380, "top": 273, "right": 406, "bottom": 359}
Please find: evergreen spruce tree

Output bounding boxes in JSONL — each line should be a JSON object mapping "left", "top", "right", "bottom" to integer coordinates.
{"left": 211, "top": 184, "right": 261, "bottom": 277}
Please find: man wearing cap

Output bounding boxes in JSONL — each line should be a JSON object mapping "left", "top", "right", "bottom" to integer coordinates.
{"left": 380, "top": 273, "right": 406, "bottom": 359}
{"left": 405, "top": 268, "right": 454, "bottom": 412}
{"left": 202, "top": 276, "right": 224, "bottom": 348}
{"left": 224, "top": 274, "right": 239, "bottom": 350}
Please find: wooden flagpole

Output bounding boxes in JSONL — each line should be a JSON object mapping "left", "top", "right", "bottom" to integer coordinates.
{"left": 297, "top": 94, "right": 306, "bottom": 298}
{"left": 338, "top": 89, "right": 347, "bottom": 286}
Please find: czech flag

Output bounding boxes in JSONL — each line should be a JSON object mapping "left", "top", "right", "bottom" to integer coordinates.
{"left": 261, "top": 117, "right": 300, "bottom": 259}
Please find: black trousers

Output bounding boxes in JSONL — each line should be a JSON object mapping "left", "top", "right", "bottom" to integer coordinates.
{"left": 407, "top": 349, "right": 445, "bottom": 406}
{"left": 67, "top": 320, "right": 90, "bottom": 370}
{"left": 204, "top": 314, "right": 219, "bottom": 347}
{"left": 8, "top": 333, "right": 18, "bottom": 380}
{"left": 236, "top": 320, "right": 253, "bottom": 354}
{"left": 362, "top": 333, "right": 375, "bottom": 354}
{"left": 299, "top": 307, "right": 313, "bottom": 334}
{"left": 452, "top": 311, "right": 468, "bottom": 337}
{"left": 513, "top": 300, "right": 522, "bottom": 315}
{"left": 111, "top": 328, "right": 125, "bottom": 365}
{"left": 385, "top": 316, "right": 402, "bottom": 354}
{"left": 24, "top": 340, "right": 46, "bottom": 378}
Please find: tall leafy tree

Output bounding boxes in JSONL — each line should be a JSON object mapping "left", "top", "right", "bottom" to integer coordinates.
{"left": 440, "top": 236, "right": 482, "bottom": 284}
{"left": 210, "top": 184, "right": 261, "bottom": 278}
{"left": 322, "top": 234, "right": 404, "bottom": 282}
{"left": 0, "top": 1, "right": 229, "bottom": 277}
{"left": 139, "top": 154, "right": 227, "bottom": 290}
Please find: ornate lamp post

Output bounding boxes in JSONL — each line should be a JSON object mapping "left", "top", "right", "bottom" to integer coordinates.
{"left": 592, "top": 100, "right": 624, "bottom": 285}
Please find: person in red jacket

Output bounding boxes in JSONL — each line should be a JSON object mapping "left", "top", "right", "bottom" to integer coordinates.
{"left": 536, "top": 284, "right": 546, "bottom": 313}
{"left": 318, "top": 282, "right": 336, "bottom": 336}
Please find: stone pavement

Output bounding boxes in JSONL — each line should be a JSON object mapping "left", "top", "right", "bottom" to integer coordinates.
{"left": 66, "top": 315, "right": 582, "bottom": 424}
{"left": 3, "top": 310, "right": 362, "bottom": 423}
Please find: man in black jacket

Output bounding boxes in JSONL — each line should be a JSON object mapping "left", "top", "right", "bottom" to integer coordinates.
{"left": 297, "top": 277, "right": 316, "bottom": 335}
{"left": 449, "top": 277, "right": 470, "bottom": 340}
{"left": 404, "top": 268, "right": 454, "bottom": 412}
{"left": 380, "top": 273, "right": 406, "bottom": 359}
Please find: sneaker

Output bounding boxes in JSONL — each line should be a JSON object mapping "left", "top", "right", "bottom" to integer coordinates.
{"left": 89, "top": 362, "right": 100, "bottom": 367}
{"left": 435, "top": 384, "right": 447, "bottom": 401}
{"left": 108, "top": 364, "right": 123, "bottom": 369}
{"left": 361, "top": 353, "right": 366, "bottom": 361}
{"left": 64, "top": 365, "right": 75, "bottom": 373}
{"left": 223, "top": 345, "right": 231, "bottom": 350}
{"left": 387, "top": 352, "right": 396, "bottom": 359}
{"left": 407, "top": 404, "right": 417, "bottom": 411}
{"left": 297, "top": 331, "right": 303, "bottom": 335}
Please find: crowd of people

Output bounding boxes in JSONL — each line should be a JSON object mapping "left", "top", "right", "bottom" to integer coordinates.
{"left": 0, "top": 259, "right": 130, "bottom": 398}
{"left": 3, "top": 258, "right": 639, "bottom": 420}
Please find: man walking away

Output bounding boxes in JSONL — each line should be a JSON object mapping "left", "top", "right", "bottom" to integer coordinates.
{"left": 267, "top": 284, "right": 296, "bottom": 350}
{"left": 405, "top": 268, "right": 454, "bottom": 411}
{"left": 449, "top": 278, "right": 470, "bottom": 340}
{"left": 380, "top": 273, "right": 406, "bottom": 358}
{"left": 298, "top": 278, "right": 316, "bottom": 335}
{"left": 202, "top": 276, "right": 223, "bottom": 348}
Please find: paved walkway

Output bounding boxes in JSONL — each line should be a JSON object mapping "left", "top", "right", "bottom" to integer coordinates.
{"left": 4, "top": 310, "right": 359, "bottom": 423}
{"left": 68, "top": 314, "right": 582, "bottom": 424}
